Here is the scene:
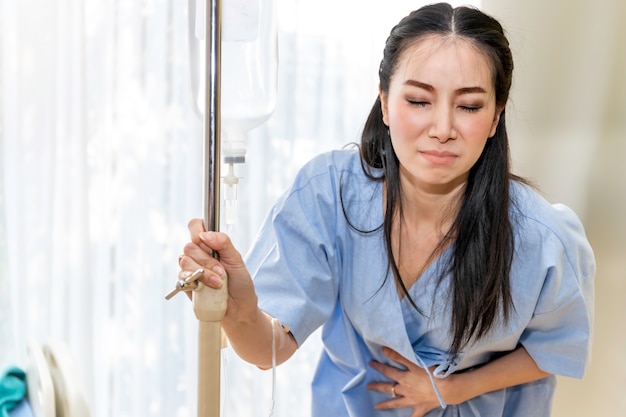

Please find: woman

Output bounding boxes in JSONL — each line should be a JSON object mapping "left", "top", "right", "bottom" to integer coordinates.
{"left": 179, "top": 3, "right": 595, "bottom": 416}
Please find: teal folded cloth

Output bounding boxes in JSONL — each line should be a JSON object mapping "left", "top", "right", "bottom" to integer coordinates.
{"left": 0, "top": 367, "right": 26, "bottom": 417}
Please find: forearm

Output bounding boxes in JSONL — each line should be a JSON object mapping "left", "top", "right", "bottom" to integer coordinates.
{"left": 441, "top": 346, "right": 550, "bottom": 405}
{"left": 222, "top": 307, "right": 298, "bottom": 369}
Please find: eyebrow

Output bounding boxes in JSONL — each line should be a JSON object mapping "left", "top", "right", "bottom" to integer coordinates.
{"left": 404, "top": 79, "right": 487, "bottom": 95}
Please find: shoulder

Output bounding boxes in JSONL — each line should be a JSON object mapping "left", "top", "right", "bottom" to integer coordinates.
{"left": 273, "top": 148, "right": 381, "bottom": 231}
{"left": 295, "top": 148, "right": 365, "bottom": 182}
{"left": 509, "top": 181, "right": 595, "bottom": 280}
{"left": 289, "top": 148, "right": 377, "bottom": 196}
{"left": 271, "top": 148, "right": 366, "bottom": 212}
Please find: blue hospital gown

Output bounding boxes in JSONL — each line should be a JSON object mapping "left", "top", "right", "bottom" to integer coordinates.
{"left": 245, "top": 149, "right": 595, "bottom": 417}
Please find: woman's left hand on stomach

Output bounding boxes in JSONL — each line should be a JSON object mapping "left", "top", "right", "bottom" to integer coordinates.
{"left": 367, "top": 346, "right": 450, "bottom": 417}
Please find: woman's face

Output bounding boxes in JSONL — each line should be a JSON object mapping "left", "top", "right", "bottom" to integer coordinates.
{"left": 380, "top": 35, "right": 502, "bottom": 194}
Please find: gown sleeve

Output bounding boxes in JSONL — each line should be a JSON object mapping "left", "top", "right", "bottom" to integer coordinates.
{"left": 244, "top": 155, "right": 342, "bottom": 346}
{"left": 519, "top": 203, "right": 595, "bottom": 378}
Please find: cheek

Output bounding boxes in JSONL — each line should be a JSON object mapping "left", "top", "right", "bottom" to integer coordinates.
{"left": 458, "top": 115, "right": 497, "bottom": 141}
{"left": 388, "top": 104, "right": 423, "bottom": 135}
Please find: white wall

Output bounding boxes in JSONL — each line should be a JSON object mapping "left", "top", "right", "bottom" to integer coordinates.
{"left": 482, "top": 0, "right": 626, "bottom": 415}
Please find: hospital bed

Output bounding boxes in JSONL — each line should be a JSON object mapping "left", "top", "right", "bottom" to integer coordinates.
{"left": 7, "top": 342, "right": 89, "bottom": 417}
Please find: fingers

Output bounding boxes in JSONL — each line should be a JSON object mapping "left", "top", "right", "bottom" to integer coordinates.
{"left": 187, "top": 218, "right": 206, "bottom": 240}
{"left": 367, "top": 355, "right": 407, "bottom": 407}
{"left": 187, "top": 218, "right": 213, "bottom": 254}
{"left": 381, "top": 346, "right": 414, "bottom": 369}
{"left": 182, "top": 219, "right": 246, "bottom": 290}
{"left": 179, "top": 242, "right": 225, "bottom": 289}
{"left": 198, "top": 231, "right": 249, "bottom": 277}
{"left": 369, "top": 347, "right": 415, "bottom": 382}
{"left": 367, "top": 381, "right": 401, "bottom": 398}
{"left": 366, "top": 371, "right": 429, "bottom": 416}
{"left": 369, "top": 361, "right": 404, "bottom": 385}
{"left": 366, "top": 381, "right": 412, "bottom": 413}
{"left": 187, "top": 219, "right": 245, "bottom": 268}
{"left": 368, "top": 348, "right": 439, "bottom": 416}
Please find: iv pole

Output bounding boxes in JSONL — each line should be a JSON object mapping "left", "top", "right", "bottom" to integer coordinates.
{"left": 165, "top": 0, "right": 227, "bottom": 415}
{"left": 168, "top": 0, "right": 277, "bottom": 414}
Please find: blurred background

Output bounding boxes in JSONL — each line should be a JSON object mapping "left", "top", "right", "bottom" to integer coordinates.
{"left": 0, "top": 0, "right": 623, "bottom": 416}
{"left": 483, "top": 0, "right": 626, "bottom": 415}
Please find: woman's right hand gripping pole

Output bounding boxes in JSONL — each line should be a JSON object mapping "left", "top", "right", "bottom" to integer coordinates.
{"left": 179, "top": 218, "right": 298, "bottom": 369}
{"left": 180, "top": 218, "right": 258, "bottom": 321}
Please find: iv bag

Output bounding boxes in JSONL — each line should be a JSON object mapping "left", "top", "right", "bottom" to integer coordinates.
{"left": 222, "top": 0, "right": 278, "bottom": 133}
{"left": 193, "top": 0, "right": 278, "bottom": 134}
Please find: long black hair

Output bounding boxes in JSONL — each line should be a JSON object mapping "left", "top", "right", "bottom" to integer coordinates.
{"left": 357, "top": 3, "right": 518, "bottom": 354}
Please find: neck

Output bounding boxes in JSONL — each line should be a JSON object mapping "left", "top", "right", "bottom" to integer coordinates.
{"left": 398, "top": 178, "right": 464, "bottom": 234}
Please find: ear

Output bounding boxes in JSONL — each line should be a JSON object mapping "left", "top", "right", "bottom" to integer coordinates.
{"left": 489, "top": 105, "right": 504, "bottom": 138}
{"left": 379, "top": 86, "right": 389, "bottom": 126}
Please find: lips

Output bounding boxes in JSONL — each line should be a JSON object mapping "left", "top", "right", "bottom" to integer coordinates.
{"left": 420, "top": 149, "right": 458, "bottom": 165}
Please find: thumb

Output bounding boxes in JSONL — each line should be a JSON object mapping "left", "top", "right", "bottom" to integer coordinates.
{"left": 198, "top": 231, "right": 245, "bottom": 270}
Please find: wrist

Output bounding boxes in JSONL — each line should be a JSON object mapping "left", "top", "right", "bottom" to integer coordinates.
{"left": 222, "top": 298, "right": 260, "bottom": 330}
{"left": 436, "top": 372, "right": 477, "bottom": 406}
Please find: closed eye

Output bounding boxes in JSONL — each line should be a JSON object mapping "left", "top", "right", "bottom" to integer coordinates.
{"left": 407, "top": 100, "right": 429, "bottom": 107}
{"left": 460, "top": 105, "right": 482, "bottom": 113}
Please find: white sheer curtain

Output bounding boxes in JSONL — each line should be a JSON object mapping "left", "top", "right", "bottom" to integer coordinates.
{"left": 1, "top": 0, "right": 205, "bottom": 415}
{"left": 1, "top": 0, "right": 460, "bottom": 416}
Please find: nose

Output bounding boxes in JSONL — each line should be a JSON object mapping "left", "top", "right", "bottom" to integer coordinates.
{"left": 427, "top": 105, "right": 457, "bottom": 143}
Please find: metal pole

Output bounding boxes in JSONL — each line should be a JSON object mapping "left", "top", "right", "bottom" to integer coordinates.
{"left": 197, "top": 0, "right": 223, "bottom": 416}
{"left": 164, "top": 4, "right": 226, "bottom": 414}
{"left": 204, "top": 0, "right": 221, "bottom": 232}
